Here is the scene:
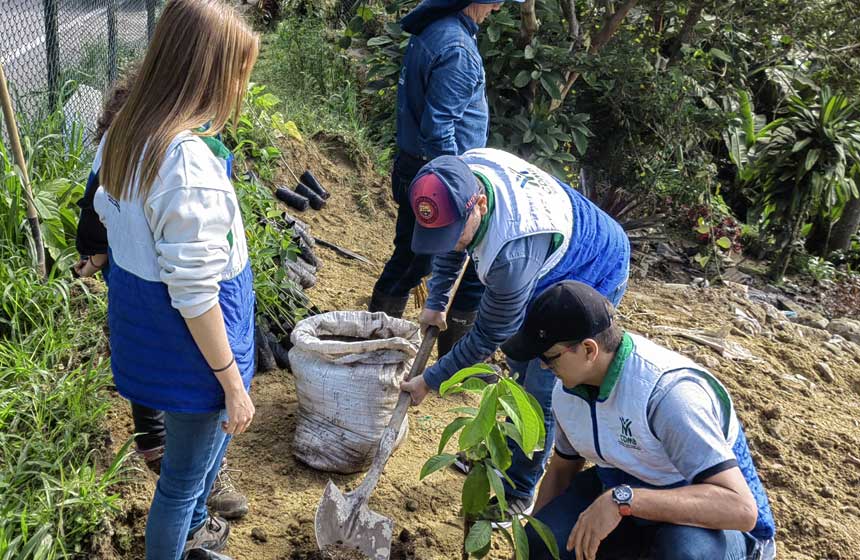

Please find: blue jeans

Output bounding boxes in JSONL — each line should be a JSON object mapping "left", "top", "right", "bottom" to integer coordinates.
{"left": 145, "top": 410, "right": 230, "bottom": 560}
{"left": 372, "top": 152, "right": 484, "bottom": 311}
{"left": 527, "top": 468, "right": 755, "bottom": 560}
{"left": 504, "top": 280, "right": 627, "bottom": 500}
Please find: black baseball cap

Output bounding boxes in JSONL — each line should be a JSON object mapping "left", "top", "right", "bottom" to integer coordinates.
{"left": 501, "top": 281, "right": 614, "bottom": 361}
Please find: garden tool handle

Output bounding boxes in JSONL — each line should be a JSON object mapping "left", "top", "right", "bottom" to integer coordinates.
{"left": 355, "top": 257, "right": 471, "bottom": 499}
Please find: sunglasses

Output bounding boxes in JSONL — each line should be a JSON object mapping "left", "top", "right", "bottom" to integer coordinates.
{"left": 540, "top": 344, "right": 577, "bottom": 367}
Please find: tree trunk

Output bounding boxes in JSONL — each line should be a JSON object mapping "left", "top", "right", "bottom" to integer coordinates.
{"left": 830, "top": 195, "right": 860, "bottom": 252}
{"left": 551, "top": 0, "right": 640, "bottom": 112}
{"left": 559, "top": 0, "right": 581, "bottom": 45}
{"left": 770, "top": 197, "right": 812, "bottom": 281}
{"left": 667, "top": 0, "right": 708, "bottom": 63}
{"left": 520, "top": 0, "right": 539, "bottom": 46}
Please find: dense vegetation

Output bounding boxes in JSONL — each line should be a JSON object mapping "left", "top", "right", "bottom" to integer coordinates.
{"left": 1, "top": 0, "right": 858, "bottom": 556}
{"left": 339, "top": 0, "right": 860, "bottom": 280}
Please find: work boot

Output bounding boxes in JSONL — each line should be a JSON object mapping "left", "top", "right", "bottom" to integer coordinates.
{"left": 207, "top": 463, "right": 249, "bottom": 520}
{"left": 368, "top": 288, "right": 410, "bottom": 319}
{"left": 184, "top": 515, "right": 229, "bottom": 553}
{"left": 437, "top": 309, "right": 478, "bottom": 358}
{"left": 135, "top": 444, "right": 164, "bottom": 475}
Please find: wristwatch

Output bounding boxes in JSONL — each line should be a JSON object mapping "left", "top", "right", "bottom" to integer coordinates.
{"left": 611, "top": 484, "right": 634, "bottom": 517}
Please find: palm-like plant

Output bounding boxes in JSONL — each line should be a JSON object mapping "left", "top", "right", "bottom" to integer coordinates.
{"left": 746, "top": 87, "right": 860, "bottom": 280}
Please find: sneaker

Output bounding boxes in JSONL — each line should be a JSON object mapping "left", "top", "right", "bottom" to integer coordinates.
{"left": 135, "top": 445, "right": 164, "bottom": 475}
{"left": 452, "top": 452, "right": 472, "bottom": 475}
{"left": 483, "top": 495, "right": 535, "bottom": 530}
{"left": 207, "top": 464, "right": 249, "bottom": 520}
{"left": 185, "top": 515, "right": 230, "bottom": 553}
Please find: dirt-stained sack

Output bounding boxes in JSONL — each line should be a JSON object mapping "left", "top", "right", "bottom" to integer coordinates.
{"left": 289, "top": 311, "right": 421, "bottom": 474}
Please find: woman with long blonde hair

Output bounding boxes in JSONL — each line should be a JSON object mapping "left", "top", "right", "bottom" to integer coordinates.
{"left": 92, "top": 1, "right": 258, "bottom": 557}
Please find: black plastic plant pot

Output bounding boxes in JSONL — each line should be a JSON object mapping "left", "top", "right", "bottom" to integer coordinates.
{"left": 301, "top": 170, "right": 331, "bottom": 199}
{"left": 275, "top": 186, "right": 309, "bottom": 211}
{"left": 295, "top": 183, "right": 326, "bottom": 211}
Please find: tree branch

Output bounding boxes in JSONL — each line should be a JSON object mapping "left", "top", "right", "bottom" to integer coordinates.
{"left": 668, "top": 0, "right": 708, "bottom": 63}
{"left": 551, "top": 0, "right": 640, "bottom": 112}
{"left": 559, "top": 0, "right": 581, "bottom": 45}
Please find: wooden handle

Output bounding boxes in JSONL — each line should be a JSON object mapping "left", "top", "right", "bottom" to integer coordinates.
{"left": 355, "top": 256, "right": 471, "bottom": 498}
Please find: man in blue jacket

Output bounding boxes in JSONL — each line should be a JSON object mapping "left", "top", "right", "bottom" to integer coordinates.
{"left": 369, "top": 0, "right": 522, "bottom": 358}
{"left": 398, "top": 149, "right": 630, "bottom": 522}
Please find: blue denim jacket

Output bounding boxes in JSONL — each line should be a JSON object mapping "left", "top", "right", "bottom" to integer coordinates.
{"left": 396, "top": 13, "right": 489, "bottom": 159}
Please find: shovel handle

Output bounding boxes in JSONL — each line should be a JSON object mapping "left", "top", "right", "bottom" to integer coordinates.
{"left": 355, "top": 256, "right": 471, "bottom": 499}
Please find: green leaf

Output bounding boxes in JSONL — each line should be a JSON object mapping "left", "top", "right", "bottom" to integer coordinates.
{"left": 486, "top": 461, "right": 507, "bottom": 514}
{"left": 792, "top": 137, "right": 812, "bottom": 153}
{"left": 338, "top": 35, "right": 352, "bottom": 49}
{"left": 540, "top": 73, "right": 563, "bottom": 100}
{"left": 511, "top": 516, "right": 529, "bottom": 560}
{"left": 693, "top": 253, "right": 710, "bottom": 268}
{"left": 710, "top": 48, "right": 732, "bottom": 63}
{"left": 348, "top": 15, "right": 365, "bottom": 33}
{"left": 438, "top": 417, "right": 470, "bottom": 454}
{"left": 524, "top": 44, "right": 536, "bottom": 59}
{"left": 459, "top": 385, "right": 499, "bottom": 449}
{"left": 525, "top": 391, "right": 546, "bottom": 451}
{"left": 420, "top": 454, "right": 457, "bottom": 480}
{"left": 716, "top": 236, "right": 732, "bottom": 250}
{"left": 488, "top": 25, "right": 500, "bottom": 43}
{"left": 465, "top": 520, "right": 493, "bottom": 553}
{"left": 804, "top": 148, "right": 820, "bottom": 171}
{"left": 440, "top": 364, "right": 497, "bottom": 396}
{"left": 501, "top": 381, "right": 541, "bottom": 456}
{"left": 514, "top": 70, "right": 532, "bottom": 88}
{"left": 366, "top": 36, "right": 393, "bottom": 47}
{"left": 524, "top": 515, "right": 560, "bottom": 559}
{"left": 283, "top": 120, "right": 302, "bottom": 142}
{"left": 500, "top": 421, "right": 524, "bottom": 454}
{"left": 572, "top": 131, "right": 588, "bottom": 156}
{"left": 356, "top": 5, "right": 373, "bottom": 21}
{"left": 462, "top": 463, "right": 491, "bottom": 515}
{"left": 486, "top": 424, "right": 513, "bottom": 472}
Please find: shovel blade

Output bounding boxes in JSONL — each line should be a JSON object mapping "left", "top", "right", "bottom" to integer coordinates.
{"left": 315, "top": 480, "right": 394, "bottom": 560}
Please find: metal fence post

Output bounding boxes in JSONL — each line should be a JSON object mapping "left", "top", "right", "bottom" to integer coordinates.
{"left": 146, "top": 0, "right": 158, "bottom": 42}
{"left": 43, "top": 0, "right": 60, "bottom": 111}
{"left": 107, "top": 0, "right": 118, "bottom": 84}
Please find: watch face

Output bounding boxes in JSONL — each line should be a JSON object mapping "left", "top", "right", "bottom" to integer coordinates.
{"left": 613, "top": 485, "right": 633, "bottom": 503}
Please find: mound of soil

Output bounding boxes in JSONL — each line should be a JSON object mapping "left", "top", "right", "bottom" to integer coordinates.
{"left": 97, "top": 132, "right": 860, "bottom": 560}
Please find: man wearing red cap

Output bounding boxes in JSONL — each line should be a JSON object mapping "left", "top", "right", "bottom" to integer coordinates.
{"left": 369, "top": 0, "right": 523, "bottom": 359}
{"left": 400, "top": 148, "right": 630, "bottom": 521}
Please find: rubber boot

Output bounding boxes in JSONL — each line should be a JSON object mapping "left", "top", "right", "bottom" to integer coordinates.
{"left": 437, "top": 309, "right": 477, "bottom": 358}
{"left": 368, "top": 288, "right": 410, "bottom": 319}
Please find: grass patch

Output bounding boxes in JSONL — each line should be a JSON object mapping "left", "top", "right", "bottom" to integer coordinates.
{"left": 0, "top": 250, "right": 129, "bottom": 559}
{"left": 252, "top": 16, "right": 392, "bottom": 174}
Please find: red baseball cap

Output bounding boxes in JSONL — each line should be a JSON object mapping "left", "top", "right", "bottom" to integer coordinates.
{"left": 409, "top": 156, "right": 480, "bottom": 254}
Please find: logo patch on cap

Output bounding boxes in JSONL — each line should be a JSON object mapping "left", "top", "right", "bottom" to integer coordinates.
{"left": 416, "top": 197, "right": 439, "bottom": 225}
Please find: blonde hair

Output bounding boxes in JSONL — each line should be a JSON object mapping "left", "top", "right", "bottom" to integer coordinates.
{"left": 101, "top": 0, "right": 258, "bottom": 200}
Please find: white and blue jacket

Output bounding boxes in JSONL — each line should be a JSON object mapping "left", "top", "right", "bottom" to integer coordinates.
{"left": 94, "top": 132, "right": 255, "bottom": 413}
{"left": 554, "top": 333, "right": 776, "bottom": 540}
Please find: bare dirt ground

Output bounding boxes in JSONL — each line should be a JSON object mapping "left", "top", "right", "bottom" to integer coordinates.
{"left": 97, "top": 135, "right": 860, "bottom": 560}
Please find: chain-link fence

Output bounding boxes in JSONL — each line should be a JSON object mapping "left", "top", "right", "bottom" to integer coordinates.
{"left": 0, "top": 0, "right": 161, "bottom": 143}
{"left": 336, "top": 0, "right": 364, "bottom": 23}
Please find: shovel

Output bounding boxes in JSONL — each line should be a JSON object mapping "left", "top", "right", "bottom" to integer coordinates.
{"left": 315, "top": 258, "right": 471, "bottom": 559}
